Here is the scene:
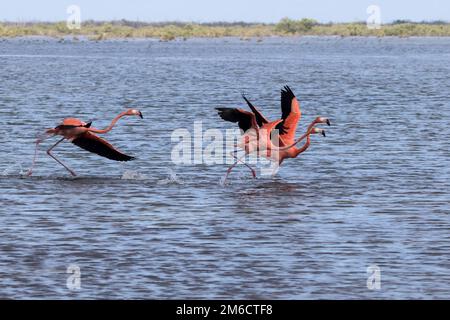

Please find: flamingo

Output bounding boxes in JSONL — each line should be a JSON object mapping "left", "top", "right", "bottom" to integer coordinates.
{"left": 216, "top": 86, "right": 330, "bottom": 181}
{"left": 27, "top": 108, "right": 143, "bottom": 177}
{"left": 222, "top": 122, "right": 326, "bottom": 182}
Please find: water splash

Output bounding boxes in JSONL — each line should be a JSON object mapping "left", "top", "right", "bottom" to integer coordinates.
{"left": 219, "top": 169, "right": 255, "bottom": 186}
{"left": 219, "top": 175, "right": 227, "bottom": 186}
{"left": 2, "top": 162, "right": 24, "bottom": 176}
{"left": 157, "top": 169, "right": 183, "bottom": 185}
{"left": 121, "top": 170, "right": 148, "bottom": 180}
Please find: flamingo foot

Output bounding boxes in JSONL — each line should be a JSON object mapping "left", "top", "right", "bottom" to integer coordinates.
{"left": 69, "top": 170, "right": 77, "bottom": 177}
{"left": 220, "top": 175, "right": 229, "bottom": 186}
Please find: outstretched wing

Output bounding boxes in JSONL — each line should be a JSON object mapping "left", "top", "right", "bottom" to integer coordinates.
{"left": 72, "top": 132, "right": 135, "bottom": 161}
{"left": 242, "top": 95, "right": 269, "bottom": 127}
{"left": 216, "top": 108, "right": 258, "bottom": 132}
{"left": 55, "top": 122, "right": 92, "bottom": 130}
{"left": 276, "top": 86, "right": 301, "bottom": 144}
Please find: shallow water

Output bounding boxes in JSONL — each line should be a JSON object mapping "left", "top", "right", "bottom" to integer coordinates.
{"left": 0, "top": 37, "right": 449, "bottom": 299}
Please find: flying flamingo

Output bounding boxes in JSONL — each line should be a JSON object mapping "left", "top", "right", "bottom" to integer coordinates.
{"left": 216, "top": 86, "right": 330, "bottom": 180}
{"left": 27, "top": 108, "right": 143, "bottom": 177}
{"left": 221, "top": 122, "right": 326, "bottom": 182}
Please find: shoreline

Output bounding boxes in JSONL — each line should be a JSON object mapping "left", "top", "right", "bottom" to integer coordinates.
{"left": 1, "top": 19, "right": 450, "bottom": 40}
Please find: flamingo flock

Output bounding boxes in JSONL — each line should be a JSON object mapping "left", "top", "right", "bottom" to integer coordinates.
{"left": 27, "top": 86, "right": 330, "bottom": 181}
{"left": 216, "top": 86, "right": 330, "bottom": 181}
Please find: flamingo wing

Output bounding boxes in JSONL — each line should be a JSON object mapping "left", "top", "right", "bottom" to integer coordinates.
{"left": 216, "top": 108, "right": 258, "bottom": 132}
{"left": 242, "top": 95, "right": 269, "bottom": 127}
{"left": 56, "top": 121, "right": 92, "bottom": 130}
{"left": 276, "top": 86, "right": 301, "bottom": 144}
{"left": 71, "top": 132, "right": 135, "bottom": 161}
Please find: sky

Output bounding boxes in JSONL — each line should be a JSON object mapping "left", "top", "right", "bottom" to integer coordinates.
{"left": 0, "top": 0, "right": 449, "bottom": 23}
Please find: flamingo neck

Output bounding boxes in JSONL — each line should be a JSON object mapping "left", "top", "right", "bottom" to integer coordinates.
{"left": 292, "top": 135, "right": 311, "bottom": 158}
{"left": 278, "top": 135, "right": 311, "bottom": 164}
{"left": 278, "top": 119, "right": 318, "bottom": 151}
{"left": 87, "top": 111, "right": 128, "bottom": 134}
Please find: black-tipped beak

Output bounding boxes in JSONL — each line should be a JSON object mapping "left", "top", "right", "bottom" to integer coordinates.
{"left": 322, "top": 130, "right": 326, "bottom": 137}
{"left": 326, "top": 119, "right": 331, "bottom": 126}
{"left": 139, "top": 112, "right": 143, "bottom": 119}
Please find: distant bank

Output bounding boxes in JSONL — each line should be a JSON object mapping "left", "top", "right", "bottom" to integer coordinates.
{"left": 1, "top": 19, "right": 450, "bottom": 40}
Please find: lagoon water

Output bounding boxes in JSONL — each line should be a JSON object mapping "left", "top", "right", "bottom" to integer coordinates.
{"left": 0, "top": 37, "right": 449, "bottom": 299}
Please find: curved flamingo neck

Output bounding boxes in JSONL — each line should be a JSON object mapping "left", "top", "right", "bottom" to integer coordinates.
{"left": 293, "top": 135, "right": 311, "bottom": 157}
{"left": 277, "top": 119, "right": 318, "bottom": 151}
{"left": 87, "top": 111, "right": 128, "bottom": 134}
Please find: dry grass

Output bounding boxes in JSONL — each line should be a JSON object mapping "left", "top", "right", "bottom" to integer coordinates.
{"left": 1, "top": 19, "right": 449, "bottom": 39}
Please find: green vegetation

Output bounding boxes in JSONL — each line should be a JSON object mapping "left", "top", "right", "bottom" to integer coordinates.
{"left": 275, "top": 18, "right": 318, "bottom": 33}
{"left": 0, "top": 19, "right": 449, "bottom": 40}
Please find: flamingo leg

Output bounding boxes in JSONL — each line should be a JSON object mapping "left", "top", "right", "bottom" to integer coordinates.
{"left": 224, "top": 156, "right": 242, "bottom": 183}
{"left": 27, "top": 139, "right": 41, "bottom": 176}
{"left": 231, "top": 150, "right": 256, "bottom": 178}
{"left": 223, "top": 151, "right": 256, "bottom": 183}
{"left": 46, "top": 138, "right": 77, "bottom": 177}
{"left": 27, "top": 133, "right": 55, "bottom": 176}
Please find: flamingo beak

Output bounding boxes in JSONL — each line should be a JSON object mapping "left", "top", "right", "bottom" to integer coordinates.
{"left": 326, "top": 119, "right": 331, "bottom": 126}
{"left": 138, "top": 111, "right": 143, "bottom": 119}
{"left": 322, "top": 130, "right": 326, "bottom": 137}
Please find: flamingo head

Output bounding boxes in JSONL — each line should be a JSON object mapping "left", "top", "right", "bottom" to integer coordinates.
{"left": 316, "top": 117, "right": 331, "bottom": 126}
{"left": 311, "top": 127, "right": 326, "bottom": 137}
{"left": 126, "top": 109, "right": 144, "bottom": 119}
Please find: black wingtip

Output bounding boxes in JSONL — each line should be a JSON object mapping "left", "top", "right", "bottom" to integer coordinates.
{"left": 216, "top": 108, "right": 228, "bottom": 119}
{"left": 282, "top": 85, "right": 295, "bottom": 97}
{"left": 242, "top": 95, "right": 254, "bottom": 109}
{"left": 84, "top": 122, "right": 92, "bottom": 128}
{"left": 121, "top": 155, "right": 136, "bottom": 162}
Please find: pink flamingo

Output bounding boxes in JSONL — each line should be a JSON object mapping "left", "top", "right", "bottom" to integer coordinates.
{"left": 27, "top": 108, "right": 143, "bottom": 176}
